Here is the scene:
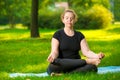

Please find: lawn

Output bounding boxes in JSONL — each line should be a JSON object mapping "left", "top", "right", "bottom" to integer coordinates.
{"left": 0, "top": 23, "right": 120, "bottom": 80}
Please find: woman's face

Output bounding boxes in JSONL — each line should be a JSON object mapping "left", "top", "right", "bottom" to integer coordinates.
{"left": 62, "top": 12, "right": 75, "bottom": 28}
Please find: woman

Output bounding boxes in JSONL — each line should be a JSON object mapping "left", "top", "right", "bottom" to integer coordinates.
{"left": 47, "top": 9, "right": 104, "bottom": 76}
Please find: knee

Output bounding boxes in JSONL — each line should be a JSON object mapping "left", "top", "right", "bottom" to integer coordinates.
{"left": 47, "top": 64, "right": 61, "bottom": 75}
{"left": 89, "top": 64, "right": 98, "bottom": 72}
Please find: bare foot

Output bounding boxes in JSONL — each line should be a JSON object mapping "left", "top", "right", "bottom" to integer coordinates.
{"left": 86, "top": 58, "right": 101, "bottom": 66}
{"left": 51, "top": 72, "right": 63, "bottom": 76}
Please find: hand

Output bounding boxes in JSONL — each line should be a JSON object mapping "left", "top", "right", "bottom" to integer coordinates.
{"left": 98, "top": 52, "right": 105, "bottom": 59}
{"left": 86, "top": 58, "right": 101, "bottom": 66}
{"left": 47, "top": 53, "right": 56, "bottom": 63}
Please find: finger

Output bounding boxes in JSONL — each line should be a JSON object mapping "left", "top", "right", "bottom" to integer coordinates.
{"left": 48, "top": 56, "right": 54, "bottom": 63}
{"left": 47, "top": 56, "right": 52, "bottom": 62}
{"left": 101, "top": 53, "right": 105, "bottom": 58}
{"left": 98, "top": 54, "right": 102, "bottom": 59}
{"left": 99, "top": 53, "right": 104, "bottom": 59}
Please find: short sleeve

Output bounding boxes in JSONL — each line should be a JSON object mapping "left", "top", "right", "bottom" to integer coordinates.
{"left": 53, "top": 30, "right": 61, "bottom": 42}
{"left": 76, "top": 31, "right": 85, "bottom": 42}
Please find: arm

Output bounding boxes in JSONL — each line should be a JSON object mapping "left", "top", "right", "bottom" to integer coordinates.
{"left": 80, "top": 39, "right": 104, "bottom": 59}
{"left": 47, "top": 38, "right": 59, "bottom": 63}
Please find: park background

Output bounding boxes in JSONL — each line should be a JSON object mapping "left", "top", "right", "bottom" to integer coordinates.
{"left": 0, "top": 0, "right": 120, "bottom": 80}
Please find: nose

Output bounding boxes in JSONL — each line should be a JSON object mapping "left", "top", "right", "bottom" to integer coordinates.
{"left": 67, "top": 18, "right": 72, "bottom": 22}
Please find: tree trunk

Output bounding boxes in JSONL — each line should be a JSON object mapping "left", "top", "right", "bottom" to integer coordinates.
{"left": 31, "top": 0, "right": 40, "bottom": 38}
{"left": 9, "top": 15, "right": 15, "bottom": 28}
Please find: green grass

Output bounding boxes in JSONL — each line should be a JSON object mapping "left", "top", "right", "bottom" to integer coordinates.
{"left": 0, "top": 23, "right": 120, "bottom": 80}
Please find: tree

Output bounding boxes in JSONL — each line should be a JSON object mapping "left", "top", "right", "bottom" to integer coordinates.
{"left": 0, "top": 0, "right": 18, "bottom": 28}
{"left": 31, "top": 0, "right": 40, "bottom": 38}
{"left": 0, "top": 0, "right": 31, "bottom": 28}
{"left": 68, "top": 0, "right": 110, "bottom": 9}
{"left": 114, "top": 0, "right": 120, "bottom": 21}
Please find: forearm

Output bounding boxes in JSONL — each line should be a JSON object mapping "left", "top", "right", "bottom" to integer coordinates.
{"left": 49, "top": 38, "right": 59, "bottom": 61}
{"left": 83, "top": 50, "right": 98, "bottom": 59}
{"left": 81, "top": 39, "right": 104, "bottom": 61}
{"left": 50, "top": 51, "right": 59, "bottom": 59}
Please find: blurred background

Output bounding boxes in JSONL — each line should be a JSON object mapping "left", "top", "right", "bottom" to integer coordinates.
{"left": 0, "top": 0, "right": 119, "bottom": 37}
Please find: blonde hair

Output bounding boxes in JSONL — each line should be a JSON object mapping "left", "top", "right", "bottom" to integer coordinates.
{"left": 61, "top": 9, "right": 78, "bottom": 22}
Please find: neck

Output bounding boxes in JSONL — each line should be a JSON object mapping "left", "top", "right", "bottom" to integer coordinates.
{"left": 64, "top": 27, "right": 74, "bottom": 36}
{"left": 64, "top": 26, "right": 73, "bottom": 31}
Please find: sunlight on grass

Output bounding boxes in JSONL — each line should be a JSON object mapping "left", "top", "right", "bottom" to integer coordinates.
{"left": 0, "top": 24, "right": 27, "bottom": 30}
{"left": 21, "top": 62, "right": 48, "bottom": 73}
{"left": 81, "top": 22, "right": 120, "bottom": 41}
{"left": 0, "top": 72, "right": 9, "bottom": 79}
{"left": 0, "top": 26, "right": 120, "bottom": 41}
{"left": 40, "top": 32, "right": 54, "bottom": 39}
{"left": 0, "top": 25, "right": 10, "bottom": 30}
{"left": 0, "top": 24, "right": 119, "bottom": 41}
{"left": 0, "top": 31, "right": 30, "bottom": 40}
{"left": 82, "top": 29, "right": 120, "bottom": 41}
{"left": 15, "top": 24, "right": 28, "bottom": 29}
{"left": 0, "top": 29, "right": 120, "bottom": 41}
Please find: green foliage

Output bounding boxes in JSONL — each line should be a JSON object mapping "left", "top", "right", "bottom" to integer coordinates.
{"left": 0, "top": 0, "right": 31, "bottom": 26}
{"left": 0, "top": 0, "right": 119, "bottom": 29}
{"left": 76, "top": 4, "right": 113, "bottom": 29}
{"left": 38, "top": 10, "right": 63, "bottom": 29}
{"left": 37, "top": 1, "right": 113, "bottom": 29}
{"left": 114, "top": 0, "right": 120, "bottom": 21}
{"left": 38, "top": 4, "right": 113, "bottom": 29}
{"left": 69, "top": 0, "right": 110, "bottom": 9}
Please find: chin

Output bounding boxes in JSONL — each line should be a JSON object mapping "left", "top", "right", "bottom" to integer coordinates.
{"left": 68, "top": 25, "right": 73, "bottom": 27}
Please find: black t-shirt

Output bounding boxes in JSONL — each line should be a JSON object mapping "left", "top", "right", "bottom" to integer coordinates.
{"left": 53, "top": 29, "right": 85, "bottom": 59}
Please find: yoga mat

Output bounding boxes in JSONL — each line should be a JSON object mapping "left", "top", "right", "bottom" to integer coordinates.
{"left": 98, "top": 66, "right": 120, "bottom": 74}
{"left": 9, "top": 66, "right": 120, "bottom": 78}
{"left": 9, "top": 72, "right": 48, "bottom": 78}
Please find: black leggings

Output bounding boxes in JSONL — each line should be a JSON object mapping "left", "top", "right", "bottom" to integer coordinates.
{"left": 47, "top": 58, "right": 97, "bottom": 75}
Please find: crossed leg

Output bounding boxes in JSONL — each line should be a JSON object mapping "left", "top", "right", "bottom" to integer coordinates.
{"left": 47, "top": 58, "right": 97, "bottom": 75}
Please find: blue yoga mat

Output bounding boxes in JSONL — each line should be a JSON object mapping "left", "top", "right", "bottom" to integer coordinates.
{"left": 98, "top": 66, "right": 120, "bottom": 74}
{"left": 9, "top": 66, "right": 120, "bottom": 78}
{"left": 9, "top": 72, "right": 48, "bottom": 78}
